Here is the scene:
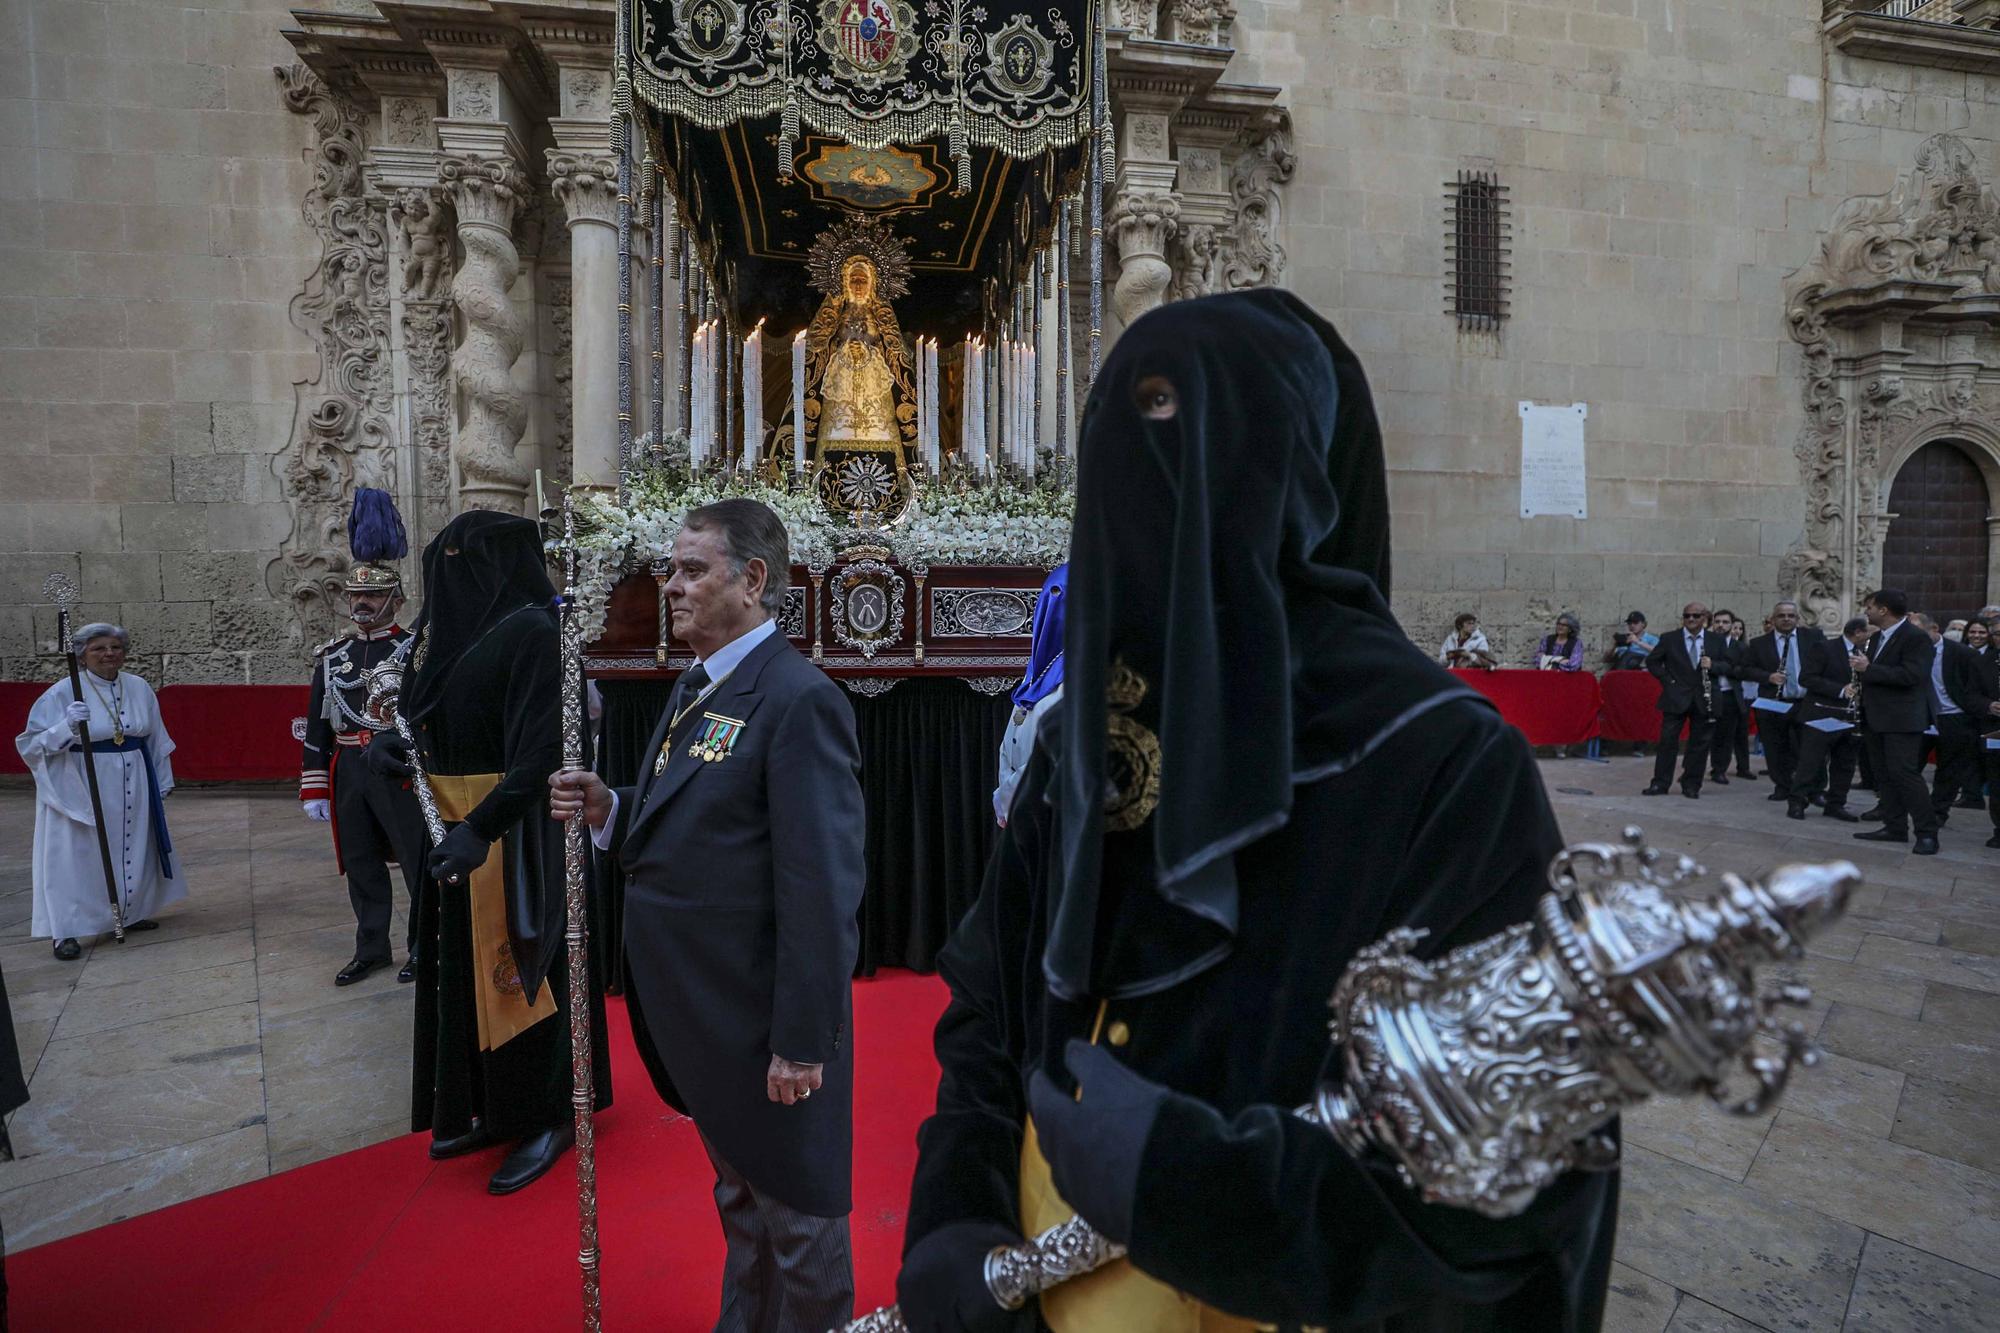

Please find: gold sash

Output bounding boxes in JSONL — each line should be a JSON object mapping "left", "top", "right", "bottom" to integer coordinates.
{"left": 1019, "top": 1118, "right": 1266, "bottom": 1333}
{"left": 430, "top": 772, "right": 558, "bottom": 1052}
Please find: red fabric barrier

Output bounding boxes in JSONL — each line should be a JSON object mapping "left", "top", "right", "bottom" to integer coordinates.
{"left": 1598, "top": 670, "right": 1662, "bottom": 743}
{"left": 155, "top": 685, "right": 310, "bottom": 782}
{"left": 1450, "top": 669, "right": 1600, "bottom": 747}
{"left": 1, "top": 680, "right": 51, "bottom": 774}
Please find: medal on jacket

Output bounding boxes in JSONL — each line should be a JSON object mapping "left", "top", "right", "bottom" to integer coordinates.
{"left": 688, "top": 713, "right": 746, "bottom": 763}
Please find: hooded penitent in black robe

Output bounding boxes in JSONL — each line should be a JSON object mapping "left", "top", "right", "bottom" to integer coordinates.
{"left": 896, "top": 291, "right": 1616, "bottom": 1332}
{"left": 403, "top": 511, "right": 610, "bottom": 1140}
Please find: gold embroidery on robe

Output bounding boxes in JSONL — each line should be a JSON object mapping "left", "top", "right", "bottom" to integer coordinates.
{"left": 431, "top": 771, "right": 558, "bottom": 1051}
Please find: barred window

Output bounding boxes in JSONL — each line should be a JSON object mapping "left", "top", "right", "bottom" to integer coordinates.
{"left": 1446, "top": 171, "right": 1511, "bottom": 330}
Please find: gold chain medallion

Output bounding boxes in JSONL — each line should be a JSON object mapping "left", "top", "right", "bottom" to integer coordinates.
{"left": 1103, "top": 660, "right": 1161, "bottom": 832}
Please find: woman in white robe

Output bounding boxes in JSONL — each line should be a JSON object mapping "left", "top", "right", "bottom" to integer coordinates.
{"left": 15, "top": 623, "right": 187, "bottom": 958}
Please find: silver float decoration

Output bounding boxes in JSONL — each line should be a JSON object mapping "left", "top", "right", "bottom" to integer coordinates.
{"left": 840, "top": 828, "right": 1860, "bottom": 1331}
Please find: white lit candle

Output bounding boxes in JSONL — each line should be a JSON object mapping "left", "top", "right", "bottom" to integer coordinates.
{"left": 743, "top": 321, "right": 763, "bottom": 474}
{"left": 791, "top": 329, "right": 807, "bottom": 474}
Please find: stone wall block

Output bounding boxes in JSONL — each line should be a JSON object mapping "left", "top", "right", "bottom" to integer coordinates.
{"left": 159, "top": 550, "right": 264, "bottom": 602}
{"left": 30, "top": 601, "right": 121, "bottom": 653}
{"left": 245, "top": 649, "right": 306, "bottom": 685}
{"left": 79, "top": 551, "right": 161, "bottom": 604}
{"left": 0, "top": 606, "right": 34, "bottom": 658}
{"left": 209, "top": 401, "right": 288, "bottom": 457}
{"left": 120, "top": 502, "right": 205, "bottom": 553}
{"left": 160, "top": 650, "right": 245, "bottom": 686}
{"left": 172, "top": 453, "right": 245, "bottom": 502}
{"left": 120, "top": 600, "right": 213, "bottom": 652}
{"left": 203, "top": 501, "right": 291, "bottom": 552}
{"left": 211, "top": 599, "right": 301, "bottom": 654}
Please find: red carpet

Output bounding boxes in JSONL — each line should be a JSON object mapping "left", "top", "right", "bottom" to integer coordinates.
{"left": 8, "top": 972, "right": 951, "bottom": 1332}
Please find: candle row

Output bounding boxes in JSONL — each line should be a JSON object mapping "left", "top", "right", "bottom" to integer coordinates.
{"left": 690, "top": 319, "right": 720, "bottom": 468}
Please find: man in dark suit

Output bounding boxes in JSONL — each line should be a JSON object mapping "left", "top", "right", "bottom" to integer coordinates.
{"left": 1788, "top": 617, "right": 1868, "bottom": 823}
{"left": 551, "top": 499, "right": 865, "bottom": 1329}
{"left": 1852, "top": 588, "right": 1941, "bottom": 855}
{"left": 1706, "top": 610, "right": 1744, "bottom": 784}
{"left": 1735, "top": 600, "right": 1825, "bottom": 803}
{"left": 1912, "top": 613, "right": 1995, "bottom": 825}
{"left": 1643, "top": 601, "right": 1718, "bottom": 798}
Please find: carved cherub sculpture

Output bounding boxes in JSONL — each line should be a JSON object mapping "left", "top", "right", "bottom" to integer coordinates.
{"left": 398, "top": 191, "right": 449, "bottom": 300}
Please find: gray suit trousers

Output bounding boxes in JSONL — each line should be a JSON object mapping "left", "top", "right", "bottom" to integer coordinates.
{"left": 702, "top": 1134, "right": 854, "bottom": 1333}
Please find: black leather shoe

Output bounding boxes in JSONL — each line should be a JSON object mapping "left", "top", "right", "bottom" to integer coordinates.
{"left": 1913, "top": 835, "right": 1940, "bottom": 856}
{"left": 1682, "top": 787, "right": 1700, "bottom": 799}
{"left": 1712, "top": 773, "right": 1730, "bottom": 786}
{"left": 1786, "top": 802, "right": 1807, "bottom": 821}
{"left": 335, "top": 956, "right": 389, "bottom": 987}
{"left": 1823, "top": 805, "right": 1860, "bottom": 823}
{"left": 1985, "top": 831, "right": 2000, "bottom": 849}
{"left": 488, "top": 1124, "right": 573, "bottom": 1195}
{"left": 429, "top": 1120, "right": 497, "bottom": 1160}
{"left": 125, "top": 918, "right": 159, "bottom": 931}
{"left": 398, "top": 957, "right": 416, "bottom": 984}
{"left": 52, "top": 938, "right": 81, "bottom": 961}
{"left": 1858, "top": 806, "right": 1886, "bottom": 822}
{"left": 1766, "top": 790, "right": 1790, "bottom": 802}
{"left": 1854, "top": 827, "right": 1908, "bottom": 843}
{"left": 1643, "top": 784, "right": 1670, "bottom": 796}
{"left": 1736, "top": 768, "right": 1756, "bottom": 779}
{"left": 1809, "top": 794, "right": 1826, "bottom": 808}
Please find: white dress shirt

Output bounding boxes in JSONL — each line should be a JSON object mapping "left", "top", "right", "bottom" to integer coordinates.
{"left": 591, "top": 617, "right": 779, "bottom": 850}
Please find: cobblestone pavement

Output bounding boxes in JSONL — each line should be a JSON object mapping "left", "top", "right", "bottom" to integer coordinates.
{"left": 2, "top": 762, "right": 1996, "bottom": 1330}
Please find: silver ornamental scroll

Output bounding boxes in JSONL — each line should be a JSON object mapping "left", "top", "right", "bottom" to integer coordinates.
{"left": 841, "top": 828, "right": 1860, "bottom": 1331}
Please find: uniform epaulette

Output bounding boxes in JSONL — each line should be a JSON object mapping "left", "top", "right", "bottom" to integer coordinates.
{"left": 313, "top": 631, "right": 356, "bottom": 659}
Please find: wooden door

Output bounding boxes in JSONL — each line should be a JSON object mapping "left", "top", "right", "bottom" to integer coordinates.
{"left": 1881, "top": 441, "right": 1991, "bottom": 619}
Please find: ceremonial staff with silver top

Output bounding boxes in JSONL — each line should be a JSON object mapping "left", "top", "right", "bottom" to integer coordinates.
{"left": 44, "top": 574, "right": 124, "bottom": 942}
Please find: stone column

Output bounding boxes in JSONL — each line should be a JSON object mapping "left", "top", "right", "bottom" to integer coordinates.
{"left": 440, "top": 143, "right": 532, "bottom": 513}
{"left": 1107, "top": 88, "right": 1183, "bottom": 338}
{"left": 547, "top": 142, "right": 619, "bottom": 492}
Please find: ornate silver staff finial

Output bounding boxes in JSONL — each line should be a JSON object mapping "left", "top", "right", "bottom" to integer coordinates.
{"left": 43, "top": 572, "right": 79, "bottom": 612}
{"left": 839, "top": 828, "right": 1861, "bottom": 1331}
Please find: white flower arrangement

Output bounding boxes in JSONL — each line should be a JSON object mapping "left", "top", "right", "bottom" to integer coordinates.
{"left": 564, "top": 434, "right": 1073, "bottom": 641}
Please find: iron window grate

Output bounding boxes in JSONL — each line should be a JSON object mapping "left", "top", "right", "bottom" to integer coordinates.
{"left": 1446, "top": 171, "right": 1512, "bottom": 331}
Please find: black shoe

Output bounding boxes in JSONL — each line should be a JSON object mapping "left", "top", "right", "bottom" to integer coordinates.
{"left": 1858, "top": 806, "right": 1886, "bottom": 822}
{"left": 1643, "top": 784, "right": 1670, "bottom": 796}
{"left": 335, "top": 956, "right": 389, "bottom": 987}
{"left": 125, "top": 918, "right": 159, "bottom": 931}
{"left": 1787, "top": 802, "right": 1807, "bottom": 821}
{"left": 52, "top": 938, "right": 81, "bottom": 961}
{"left": 1823, "top": 805, "right": 1860, "bottom": 823}
{"left": 1854, "top": 827, "right": 1908, "bottom": 843}
{"left": 1913, "top": 835, "right": 1940, "bottom": 856}
{"left": 1933, "top": 809, "right": 1951, "bottom": 828}
{"left": 1766, "top": 790, "right": 1790, "bottom": 802}
{"left": 488, "top": 1124, "right": 574, "bottom": 1195}
{"left": 429, "top": 1120, "right": 498, "bottom": 1160}
{"left": 1712, "top": 773, "right": 1730, "bottom": 785}
{"left": 1985, "top": 831, "right": 2000, "bottom": 849}
{"left": 1736, "top": 768, "right": 1756, "bottom": 779}
{"left": 398, "top": 957, "right": 416, "bottom": 984}
{"left": 1809, "top": 794, "right": 1825, "bottom": 808}
{"left": 1682, "top": 787, "right": 1701, "bottom": 800}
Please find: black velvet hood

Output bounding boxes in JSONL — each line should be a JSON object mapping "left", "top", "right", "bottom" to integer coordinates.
{"left": 1049, "top": 289, "right": 1482, "bottom": 1001}
{"left": 406, "top": 510, "right": 557, "bottom": 723}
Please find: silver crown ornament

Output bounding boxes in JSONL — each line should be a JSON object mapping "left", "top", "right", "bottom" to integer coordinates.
{"left": 842, "top": 829, "right": 1860, "bottom": 1331}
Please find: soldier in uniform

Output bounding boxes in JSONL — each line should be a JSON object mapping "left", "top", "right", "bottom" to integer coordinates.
{"left": 299, "top": 489, "right": 428, "bottom": 987}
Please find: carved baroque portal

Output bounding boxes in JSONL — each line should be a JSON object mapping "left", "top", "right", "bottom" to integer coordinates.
{"left": 271, "top": 65, "right": 396, "bottom": 649}
{"left": 1783, "top": 133, "right": 2000, "bottom": 627}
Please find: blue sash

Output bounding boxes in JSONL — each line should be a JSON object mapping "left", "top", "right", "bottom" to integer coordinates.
{"left": 86, "top": 736, "right": 176, "bottom": 880}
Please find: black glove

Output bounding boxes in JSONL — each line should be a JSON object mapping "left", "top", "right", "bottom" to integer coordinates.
{"left": 366, "top": 728, "right": 413, "bottom": 780}
{"left": 896, "top": 1220, "right": 1036, "bottom": 1333}
{"left": 1025, "top": 1039, "right": 1169, "bottom": 1247}
{"left": 429, "top": 822, "right": 491, "bottom": 883}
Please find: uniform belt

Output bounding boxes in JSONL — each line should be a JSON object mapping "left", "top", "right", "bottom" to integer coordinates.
{"left": 335, "top": 731, "right": 371, "bottom": 747}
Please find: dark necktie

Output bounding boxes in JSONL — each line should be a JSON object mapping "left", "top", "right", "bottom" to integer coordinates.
{"left": 675, "top": 663, "right": 712, "bottom": 725}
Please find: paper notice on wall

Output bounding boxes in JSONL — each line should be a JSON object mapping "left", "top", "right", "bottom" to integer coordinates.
{"left": 1519, "top": 402, "right": 1588, "bottom": 519}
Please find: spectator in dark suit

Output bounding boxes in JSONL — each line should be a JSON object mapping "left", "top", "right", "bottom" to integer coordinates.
{"left": 1912, "top": 613, "right": 1995, "bottom": 825}
{"left": 1789, "top": 617, "right": 1869, "bottom": 823}
{"left": 1643, "top": 602, "right": 1718, "bottom": 798}
{"left": 552, "top": 498, "right": 866, "bottom": 1330}
{"left": 1735, "top": 600, "right": 1826, "bottom": 804}
{"left": 1853, "top": 588, "right": 1941, "bottom": 855}
{"left": 1707, "top": 610, "right": 1744, "bottom": 785}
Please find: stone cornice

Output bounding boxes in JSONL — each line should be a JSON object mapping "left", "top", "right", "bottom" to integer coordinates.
{"left": 1824, "top": 6, "right": 2000, "bottom": 75}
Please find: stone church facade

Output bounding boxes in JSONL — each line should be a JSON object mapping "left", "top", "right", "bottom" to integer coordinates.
{"left": 5, "top": 0, "right": 2000, "bottom": 683}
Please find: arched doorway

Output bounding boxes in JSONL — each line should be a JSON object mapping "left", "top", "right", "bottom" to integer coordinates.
{"left": 1881, "top": 440, "right": 1992, "bottom": 619}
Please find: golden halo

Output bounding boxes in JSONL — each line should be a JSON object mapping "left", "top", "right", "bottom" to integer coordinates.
{"left": 806, "top": 215, "right": 912, "bottom": 302}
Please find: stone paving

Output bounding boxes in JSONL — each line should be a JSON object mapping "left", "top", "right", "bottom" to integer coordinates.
{"left": 2, "top": 760, "right": 1998, "bottom": 1330}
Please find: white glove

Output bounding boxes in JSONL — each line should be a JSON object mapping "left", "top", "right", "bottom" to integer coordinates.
{"left": 64, "top": 700, "right": 91, "bottom": 731}
{"left": 303, "top": 799, "right": 332, "bottom": 822}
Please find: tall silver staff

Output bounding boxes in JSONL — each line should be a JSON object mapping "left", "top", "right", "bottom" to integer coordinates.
{"left": 42, "top": 573, "right": 126, "bottom": 941}
{"left": 555, "top": 488, "right": 604, "bottom": 1331}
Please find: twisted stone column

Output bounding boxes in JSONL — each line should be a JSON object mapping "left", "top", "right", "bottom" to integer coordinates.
{"left": 1109, "top": 190, "right": 1180, "bottom": 330}
{"left": 548, "top": 149, "right": 621, "bottom": 493}
{"left": 440, "top": 153, "right": 531, "bottom": 512}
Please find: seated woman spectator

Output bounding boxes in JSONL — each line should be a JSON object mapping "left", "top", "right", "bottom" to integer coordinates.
{"left": 1604, "top": 610, "right": 1657, "bottom": 669}
{"left": 1438, "top": 612, "right": 1496, "bottom": 670}
{"left": 1536, "top": 613, "right": 1586, "bottom": 672}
